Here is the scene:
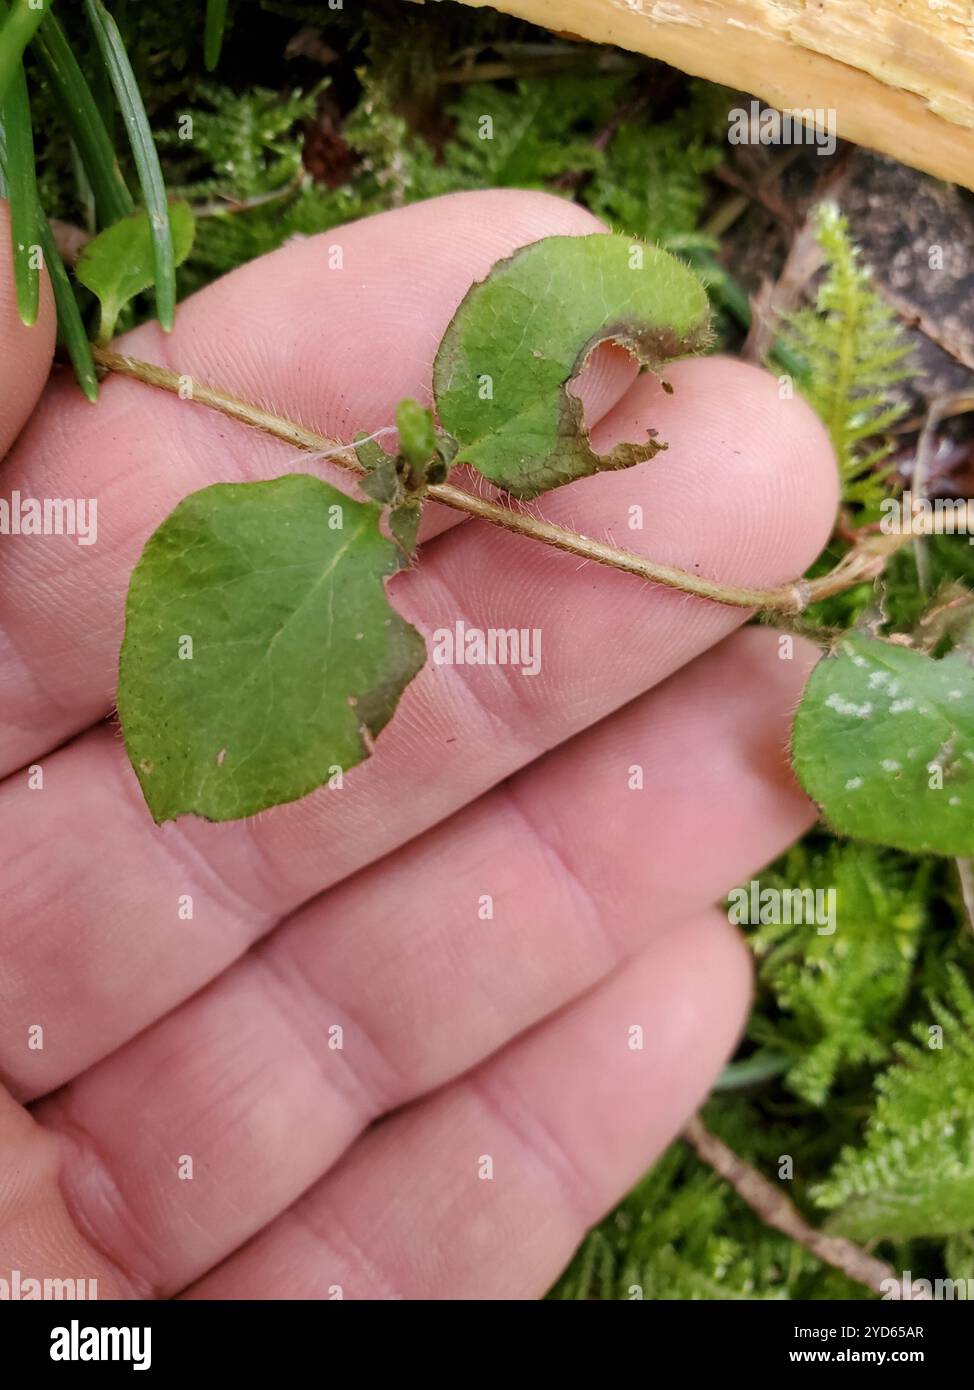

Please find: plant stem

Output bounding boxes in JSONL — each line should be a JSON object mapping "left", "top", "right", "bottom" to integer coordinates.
{"left": 684, "top": 1115, "right": 929, "bottom": 1299}
{"left": 430, "top": 480, "right": 813, "bottom": 611}
{"left": 187, "top": 171, "right": 303, "bottom": 220}
{"left": 93, "top": 347, "right": 341, "bottom": 454}
{"left": 957, "top": 858, "right": 974, "bottom": 938}
{"left": 90, "top": 346, "right": 912, "bottom": 616}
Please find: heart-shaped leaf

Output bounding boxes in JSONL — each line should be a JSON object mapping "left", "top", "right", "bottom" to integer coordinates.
{"left": 433, "top": 232, "right": 711, "bottom": 499}
{"left": 117, "top": 474, "right": 426, "bottom": 822}
{"left": 792, "top": 632, "right": 974, "bottom": 856}
{"left": 75, "top": 200, "right": 195, "bottom": 344}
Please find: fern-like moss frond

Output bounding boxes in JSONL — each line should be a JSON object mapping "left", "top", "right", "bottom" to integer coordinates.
{"left": 814, "top": 966, "right": 974, "bottom": 1243}
{"left": 777, "top": 203, "right": 914, "bottom": 510}
{"left": 746, "top": 844, "right": 928, "bottom": 1106}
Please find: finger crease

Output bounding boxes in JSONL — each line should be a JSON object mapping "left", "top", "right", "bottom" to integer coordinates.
{"left": 499, "top": 779, "right": 621, "bottom": 965}
{"left": 251, "top": 942, "right": 404, "bottom": 1122}
{"left": 465, "top": 1068, "right": 600, "bottom": 1230}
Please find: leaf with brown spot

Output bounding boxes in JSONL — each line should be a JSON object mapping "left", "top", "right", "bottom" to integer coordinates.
{"left": 433, "top": 233, "right": 711, "bottom": 499}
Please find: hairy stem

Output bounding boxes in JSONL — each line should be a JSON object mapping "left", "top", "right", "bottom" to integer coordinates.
{"left": 684, "top": 1116, "right": 929, "bottom": 1300}
{"left": 91, "top": 347, "right": 911, "bottom": 615}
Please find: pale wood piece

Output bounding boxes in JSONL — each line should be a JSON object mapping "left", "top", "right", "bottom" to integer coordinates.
{"left": 457, "top": 0, "right": 974, "bottom": 189}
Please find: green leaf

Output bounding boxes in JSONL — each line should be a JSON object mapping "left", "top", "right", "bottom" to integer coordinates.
{"left": 0, "top": 105, "right": 97, "bottom": 398}
{"left": 33, "top": 10, "right": 134, "bottom": 227}
{"left": 204, "top": 0, "right": 229, "bottom": 72}
{"left": 75, "top": 201, "right": 195, "bottom": 344}
{"left": 396, "top": 397, "right": 435, "bottom": 472}
{"left": 37, "top": 213, "right": 98, "bottom": 401}
{"left": 353, "top": 430, "right": 390, "bottom": 474}
{"left": 0, "top": 0, "right": 47, "bottom": 112}
{"left": 0, "top": 53, "right": 40, "bottom": 326}
{"left": 83, "top": 0, "right": 178, "bottom": 329}
{"left": 792, "top": 631, "right": 974, "bottom": 856}
{"left": 117, "top": 475, "right": 427, "bottom": 823}
{"left": 358, "top": 451, "right": 403, "bottom": 508}
{"left": 389, "top": 501, "right": 422, "bottom": 565}
{"left": 433, "top": 232, "right": 711, "bottom": 499}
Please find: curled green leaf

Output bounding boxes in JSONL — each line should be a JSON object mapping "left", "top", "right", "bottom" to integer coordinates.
{"left": 433, "top": 232, "right": 711, "bottom": 499}
{"left": 389, "top": 501, "right": 422, "bottom": 565}
{"left": 117, "top": 474, "right": 427, "bottom": 823}
{"left": 396, "top": 397, "right": 436, "bottom": 473}
{"left": 792, "top": 632, "right": 974, "bottom": 856}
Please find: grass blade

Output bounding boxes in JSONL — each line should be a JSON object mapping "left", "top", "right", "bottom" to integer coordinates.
{"left": 82, "top": 0, "right": 176, "bottom": 329}
{"left": 204, "top": 0, "right": 229, "bottom": 72}
{"left": 37, "top": 214, "right": 99, "bottom": 400}
{"left": 0, "top": 0, "right": 48, "bottom": 110}
{"left": 33, "top": 10, "right": 133, "bottom": 227}
{"left": 1, "top": 56, "right": 40, "bottom": 326}
{"left": 1, "top": 122, "right": 98, "bottom": 399}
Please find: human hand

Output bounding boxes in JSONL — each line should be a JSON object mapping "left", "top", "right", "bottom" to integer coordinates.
{"left": 0, "top": 190, "right": 837, "bottom": 1299}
